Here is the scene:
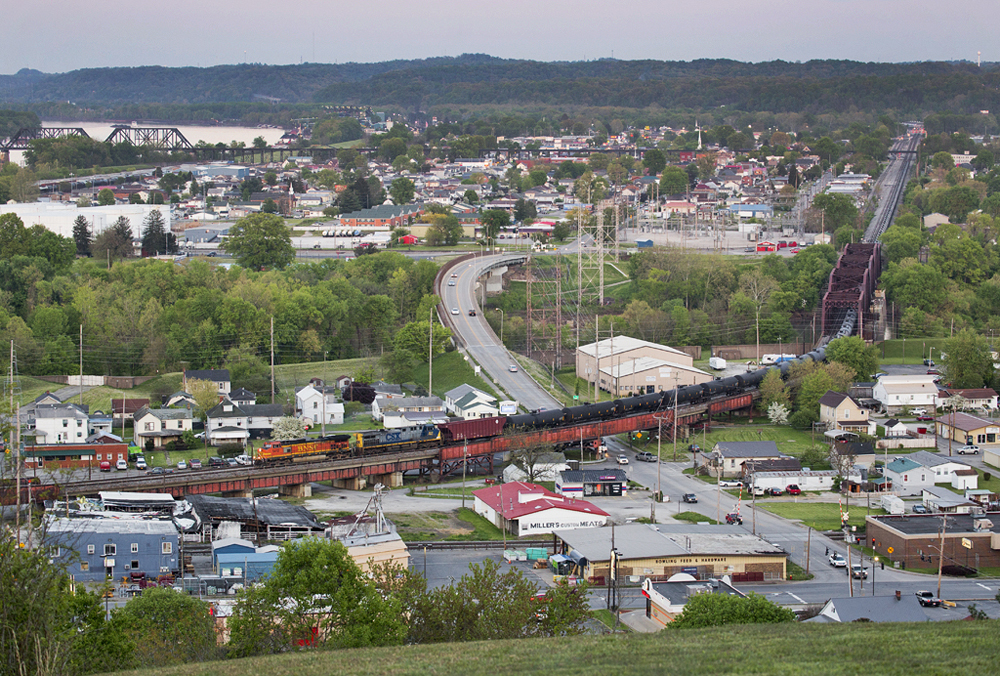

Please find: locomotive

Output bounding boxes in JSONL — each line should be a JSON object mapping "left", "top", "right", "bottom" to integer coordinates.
{"left": 254, "top": 309, "right": 857, "bottom": 465}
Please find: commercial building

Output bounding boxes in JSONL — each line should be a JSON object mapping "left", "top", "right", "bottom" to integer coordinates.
{"left": 599, "top": 356, "right": 712, "bottom": 397}
{"left": 45, "top": 517, "right": 179, "bottom": 582}
{"left": 576, "top": 336, "right": 701, "bottom": 394}
{"left": 641, "top": 576, "right": 745, "bottom": 627}
{"left": 473, "top": 481, "right": 608, "bottom": 537}
{"left": 556, "top": 469, "right": 629, "bottom": 497}
{"left": 934, "top": 411, "right": 999, "bottom": 446}
{"left": 866, "top": 512, "right": 1000, "bottom": 571}
{"left": 0, "top": 203, "right": 171, "bottom": 240}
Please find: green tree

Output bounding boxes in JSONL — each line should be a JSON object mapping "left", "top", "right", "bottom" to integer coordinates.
{"left": 573, "top": 171, "right": 608, "bottom": 203}
{"left": 670, "top": 591, "right": 796, "bottom": 629}
{"left": 264, "top": 170, "right": 278, "bottom": 186}
{"left": 759, "top": 368, "right": 790, "bottom": 410}
{"left": 943, "top": 329, "right": 995, "bottom": 389}
{"left": 390, "top": 177, "right": 415, "bottom": 205}
{"left": 227, "top": 537, "right": 406, "bottom": 657}
{"left": 643, "top": 148, "right": 666, "bottom": 175}
{"left": 9, "top": 166, "right": 39, "bottom": 203}
{"left": 97, "top": 188, "right": 116, "bottom": 206}
{"left": 140, "top": 209, "right": 169, "bottom": 257}
{"left": 825, "top": 335, "right": 879, "bottom": 381}
{"left": 880, "top": 225, "right": 922, "bottom": 263}
{"left": 513, "top": 198, "right": 537, "bottom": 223}
{"left": 393, "top": 320, "right": 452, "bottom": 362}
{"left": 115, "top": 587, "right": 218, "bottom": 668}
{"left": 659, "top": 165, "right": 688, "bottom": 195}
{"left": 261, "top": 198, "right": 278, "bottom": 214}
{"left": 0, "top": 212, "right": 32, "bottom": 257}
{"left": 223, "top": 212, "right": 294, "bottom": 270}
{"left": 92, "top": 216, "right": 135, "bottom": 263}
{"left": 253, "top": 135, "right": 267, "bottom": 149}
{"left": 552, "top": 220, "right": 572, "bottom": 242}
{"left": 811, "top": 192, "right": 858, "bottom": 231}
{"left": 480, "top": 209, "right": 511, "bottom": 240}
{"left": 931, "top": 151, "right": 955, "bottom": 170}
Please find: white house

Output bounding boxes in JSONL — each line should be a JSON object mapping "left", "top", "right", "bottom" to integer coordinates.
{"left": 882, "top": 419, "right": 910, "bottom": 438}
{"left": 937, "top": 388, "right": 999, "bottom": 413}
{"left": 183, "top": 369, "right": 231, "bottom": 397}
{"left": 873, "top": 375, "right": 939, "bottom": 415}
{"left": 205, "top": 400, "right": 250, "bottom": 447}
{"left": 884, "top": 457, "right": 934, "bottom": 496}
{"left": 473, "top": 481, "right": 609, "bottom": 537}
{"left": 31, "top": 404, "right": 90, "bottom": 444}
{"left": 906, "top": 451, "right": 978, "bottom": 490}
{"left": 921, "top": 486, "right": 979, "bottom": 513}
{"left": 444, "top": 384, "right": 499, "bottom": 419}
{"left": 371, "top": 396, "right": 444, "bottom": 422}
{"left": 295, "top": 384, "right": 345, "bottom": 425}
{"left": 133, "top": 406, "right": 193, "bottom": 449}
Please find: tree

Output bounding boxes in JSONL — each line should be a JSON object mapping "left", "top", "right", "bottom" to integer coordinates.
{"left": 573, "top": 171, "right": 607, "bottom": 203}
{"left": 253, "top": 135, "right": 267, "bottom": 149}
{"left": 811, "top": 193, "right": 858, "bottom": 231}
{"left": 114, "top": 587, "right": 218, "bottom": 668}
{"left": 931, "top": 151, "right": 955, "bottom": 170}
{"left": 261, "top": 198, "right": 278, "bottom": 214}
{"left": 825, "top": 335, "right": 879, "bottom": 381}
{"left": 643, "top": 148, "right": 666, "bottom": 175}
{"left": 10, "top": 166, "right": 39, "bottom": 203}
{"left": 390, "top": 177, "right": 415, "bottom": 205}
{"left": 272, "top": 415, "right": 308, "bottom": 440}
{"left": 659, "top": 166, "right": 688, "bottom": 195}
{"left": 669, "top": 591, "right": 796, "bottom": 629}
{"left": 767, "top": 402, "right": 790, "bottom": 426}
{"left": 0, "top": 212, "right": 32, "bottom": 257}
{"left": 480, "top": 209, "right": 511, "bottom": 240}
{"left": 92, "top": 216, "right": 134, "bottom": 263}
{"left": 97, "top": 188, "right": 116, "bottom": 206}
{"left": 552, "top": 220, "right": 572, "bottom": 242}
{"left": 140, "top": 209, "right": 169, "bottom": 257}
{"left": 943, "top": 330, "right": 995, "bottom": 389}
{"left": 739, "top": 269, "right": 778, "bottom": 366}
{"left": 263, "top": 171, "right": 278, "bottom": 186}
{"left": 227, "top": 538, "right": 406, "bottom": 657}
{"left": 513, "top": 198, "right": 537, "bottom": 223}
{"left": 759, "top": 368, "right": 790, "bottom": 410}
{"left": 223, "top": 212, "right": 294, "bottom": 270}
{"left": 393, "top": 320, "right": 452, "bottom": 362}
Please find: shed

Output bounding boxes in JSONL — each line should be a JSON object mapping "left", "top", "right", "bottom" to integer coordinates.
{"left": 211, "top": 537, "right": 255, "bottom": 569}
{"left": 216, "top": 551, "right": 278, "bottom": 581}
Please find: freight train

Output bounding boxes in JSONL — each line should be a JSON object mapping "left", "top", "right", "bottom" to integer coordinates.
{"left": 252, "top": 308, "right": 857, "bottom": 466}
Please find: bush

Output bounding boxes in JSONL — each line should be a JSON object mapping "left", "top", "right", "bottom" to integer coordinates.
{"left": 985, "top": 472, "right": 992, "bottom": 482}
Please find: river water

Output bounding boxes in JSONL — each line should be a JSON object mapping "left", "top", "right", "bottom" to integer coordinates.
{"left": 10, "top": 122, "right": 287, "bottom": 165}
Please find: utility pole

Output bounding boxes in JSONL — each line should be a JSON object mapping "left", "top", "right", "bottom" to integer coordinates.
{"left": 936, "top": 515, "right": 947, "bottom": 599}
{"left": 428, "top": 305, "right": 434, "bottom": 397}
{"left": 270, "top": 316, "right": 275, "bottom": 402}
{"left": 79, "top": 324, "right": 83, "bottom": 405}
{"left": 673, "top": 373, "right": 680, "bottom": 461}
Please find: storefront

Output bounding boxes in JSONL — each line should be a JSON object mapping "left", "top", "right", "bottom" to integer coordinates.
{"left": 556, "top": 469, "right": 628, "bottom": 497}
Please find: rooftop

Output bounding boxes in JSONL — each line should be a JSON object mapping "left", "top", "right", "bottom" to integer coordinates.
{"left": 578, "top": 336, "right": 688, "bottom": 360}
{"left": 554, "top": 523, "right": 786, "bottom": 562}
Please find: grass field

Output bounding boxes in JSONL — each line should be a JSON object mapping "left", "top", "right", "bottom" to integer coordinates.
{"left": 104, "top": 620, "right": 1000, "bottom": 676}
{"left": 875, "top": 338, "right": 948, "bottom": 365}
{"left": 758, "top": 501, "right": 884, "bottom": 531}
{"left": 696, "top": 424, "right": 824, "bottom": 459}
{"left": 672, "top": 511, "right": 718, "bottom": 525}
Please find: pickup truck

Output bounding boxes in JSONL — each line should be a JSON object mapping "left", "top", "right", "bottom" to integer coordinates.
{"left": 915, "top": 591, "right": 942, "bottom": 607}
{"left": 634, "top": 451, "right": 657, "bottom": 462}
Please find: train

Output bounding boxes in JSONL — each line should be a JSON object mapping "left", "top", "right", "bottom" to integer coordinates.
{"left": 251, "top": 308, "right": 858, "bottom": 466}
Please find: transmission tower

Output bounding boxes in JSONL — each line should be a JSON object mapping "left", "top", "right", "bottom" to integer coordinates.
{"left": 525, "top": 255, "right": 563, "bottom": 369}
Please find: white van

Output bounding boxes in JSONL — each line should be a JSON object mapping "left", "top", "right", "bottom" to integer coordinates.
{"left": 115, "top": 459, "right": 128, "bottom": 471}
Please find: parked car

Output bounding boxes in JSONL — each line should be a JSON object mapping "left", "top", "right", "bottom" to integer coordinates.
{"left": 719, "top": 479, "right": 743, "bottom": 488}
{"left": 235, "top": 455, "right": 253, "bottom": 465}
{"left": 912, "top": 504, "right": 929, "bottom": 514}
{"left": 926, "top": 369, "right": 940, "bottom": 375}
{"left": 916, "top": 415, "right": 934, "bottom": 421}
{"left": 767, "top": 487, "right": 784, "bottom": 496}
{"left": 616, "top": 454, "right": 629, "bottom": 465}
{"left": 225, "top": 457, "right": 239, "bottom": 467}
{"left": 910, "top": 408, "right": 927, "bottom": 416}
{"left": 923, "top": 359, "right": 935, "bottom": 366}
{"left": 176, "top": 460, "right": 187, "bottom": 470}
{"left": 828, "top": 553, "right": 847, "bottom": 568}
{"left": 915, "top": 591, "right": 942, "bottom": 607}
{"left": 99, "top": 460, "right": 112, "bottom": 472}
{"left": 635, "top": 451, "right": 656, "bottom": 462}
{"left": 786, "top": 484, "right": 802, "bottom": 495}
{"left": 188, "top": 458, "right": 202, "bottom": 469}
{"left": 850, "top": 564, "right": 868, "bottom": 579}
{"left": 751, "top": 486, "right": 766, "bottom": 496}
{"left": 682, "top": 493, "right": 698, "bottom": 503}
{"left": 957, "top": 445, "right": 980, "bottom": 455}
{"left": 116, "top": 459, "right": 128, "bottom": 471}
{"left": 149, "top": 466, "right": 172, "bottom": 475}
{"left": 725, "top": 513, "right": 743, "bottom": 525}
{"left": 209, "top": 457, "right": 225, "bottom": 467}
{"left": 135, "top": 456, "right": 147, "bottom": 471}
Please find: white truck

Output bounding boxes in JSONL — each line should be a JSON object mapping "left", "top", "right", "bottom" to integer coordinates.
{"left": 880, "top": 495, "right": 905, "bottom": 516}
{"left": 709, "top": 357, "right": 727, "bottom": 370}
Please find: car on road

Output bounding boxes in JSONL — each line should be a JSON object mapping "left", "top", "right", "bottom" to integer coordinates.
{"left": 509, "top": 364, "right": 518, "bottom": 372}
{"left": 448, "top": 280, "right": 456, "bottom": 286}
{"left": 451, "top": 273, "right": 458, "bottom": 278}
{"left": 910, "top": 408, "right": 927, "bottom": 416}
{"left": 135, "top": 456, "right": 147, "bottom": 471}
{"left": 725, "top": 513, "right": 743, "bottom": 525}
{"left": 789, "top": 248, "right": 799, "bottom": 254}
{"left": 915, "top": 591, "right": 942, "bottom": 607}
{"left": 451, "top": 307, "right": 460, "bottom": 315}
{"left": 786, "top": 484, "right": 802, "bottom": 495}
{"left": 468, "top": 309, "right": 476, "bottom": 316}
{"left": 916, "top": 415, "right": 934, "bottom": 421}
{"left": 635, "top": 451, "right": 656, "bottom": 462}
{"left": 616, "top": 454, "right": 629, "bottom": 465}
{"left": 206, "top": 251, "right": 217, "bottom": 257}
{"left": 682, "top": 493, "right": 698, "bottom": 503}
{"left": 176, "top": 460, "right": 187, "bottom": 470}
{"left": 957, "top": 445, "right": 980, "bottom": 455}
{"left": 719, "top": 479, "right": 743, "bottom": 488}
{"left": 312, "top": 243, "right": 321, "bottom": 249}
{"left": 850, "top": 564, "right": 868, "bottom": 579}
{"left": 912, "top": 503, "right": 929, "bottom": 514}
{"left": 923, "top": 359, "right": 935, "bottom": 366}
{"left": 743, "top": 246, "right": 754, "bottom": 253}
{"left": 189, "top": 458, "right": 202, "bottom": 470}
{"left": 828, "top": 553, "right": 847, "bottom": 568}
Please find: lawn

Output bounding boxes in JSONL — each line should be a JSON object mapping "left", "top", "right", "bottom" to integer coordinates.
{"left": 408, "top": 350, "right": 501, "bottom": 402}
{"left": 672, "top": 510, "right": 718, "bottom": 525}
{"left": 758, "top": 501, "right": 885, "bottom": 531}
{"left": 875, "top": 338, "right": 948, "bottom": 365}
{"left": 104, "top": 619, "right": 1000, "bottom": 676}
{"left": 697, "top": 424, "right": 824, "bottom": 459}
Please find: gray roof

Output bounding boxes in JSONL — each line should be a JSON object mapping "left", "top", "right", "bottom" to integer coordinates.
{"left": 869, "top": 512, "right": 999, "bottom": 536}
{"left": 207, "top": 402, "right": 246, "bottom": 418}
{"left": 46, "top": 517, "right": 178, "bottom": 536}
{"left": 554, "top": 523, "right": 785, "bottom": 562}
{"left": 230, "top": 388, "right": 256, "bottom": 400}
{"left": 378, "top": 396, "right": 443, "bottom": 408}
{"left": 445, "top": 383, "right": 495, "bottom": 402}
{"left": 559, "top": 469, "right": 627, "bottom": 483}
{"left": 34, "top": 403, "right": 88, "bottom": 419}
{"left": 908, "top": 451, "right": 970, "bottom": 469}
{"left": 186, "top": 494, "right": 323, "bottom": 528}
{"left": 807, "top": 595, "right": 928, "bottom": 623}
{"left": 135, "top": 406, "right": 192, "bottom": 421}
{"left": 453, "top": 392, "right": 497, "bottom": 409}
{"left": 712, "top": 441, "right": 782, "bottom": 457}
{"left": 243, "top": 403, "right": 282, "bottom": 417}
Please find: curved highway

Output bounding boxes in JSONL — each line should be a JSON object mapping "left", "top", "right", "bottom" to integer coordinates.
{"left": 442, "top": 254, "right": 561, "bottom": 412}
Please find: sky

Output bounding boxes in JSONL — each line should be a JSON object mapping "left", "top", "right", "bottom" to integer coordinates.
{"left": 1, "top": 0, "right": 992, "bottom": 74}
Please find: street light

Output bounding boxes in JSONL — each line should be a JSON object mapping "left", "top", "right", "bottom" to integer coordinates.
{"left": 498, "top": 308, "right": 504, "bottom": 346}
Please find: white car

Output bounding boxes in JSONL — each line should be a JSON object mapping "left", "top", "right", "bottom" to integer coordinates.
{"left": 509, "top": 364, "right": 518, "bottom": 372}
{"left": 957, "top": 445, "right": 980, "bottom": 455}
{"left": 616, "top": 454, "right": 629, "bottom": 465}
{"left": 910, "top": 408, "right": 927, "bottom": 416}
{"left": 451, "top": 307, "right": 459, "bottom": 315}
{"left": 115, "top": 459, "right": 128, "bottom": 471}
{"left": 448, "top": 280, "right": 456, "bottom": 286}
{"left": 828, "top": 553, "right": 847, "bottom": 568}
{"left": 176, "top": 460, "right": 187, "bottom": 470}
{"left": 719, "top": 479, "right": 743, "bottom": 488}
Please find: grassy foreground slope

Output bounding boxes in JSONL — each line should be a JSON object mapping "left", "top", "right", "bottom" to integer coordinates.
{"left": 107, "top": 620, "right": 1000, "bottom": 676}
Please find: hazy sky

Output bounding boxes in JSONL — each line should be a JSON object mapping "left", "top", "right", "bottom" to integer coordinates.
{"left": 1, "top": 0, "right": 991, "bottom": 74}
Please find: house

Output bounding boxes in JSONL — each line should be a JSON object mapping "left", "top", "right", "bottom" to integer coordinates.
{"left": 23, "top": 442, "right": 129, "bottom": 470}
{"left": 205, "top": 400, "right": 250, "bottom": 447}
{"left": 88, "top": 411, "right": 114, "bottom": 437}
{"left": 372, "top": 381, "right": 404, "bottom": 399}
{"left": 806, "top": 595, "right": 929, "bottom": 624}
{"left": 934, "top": 411, "right": 999, "bottom": 447}
{"left": 244, "top": 403, "right": 283, "bottom": 439}
{"left": 883, "top": 457, "right": 934, "bottom": 496}
{"left": 473, "top": 481, "right": 608, "bottom": 537}
{"left": 110, "top": 398, "right": 149, "bottom": 423}
{"left": 133, "top": 406, "right": 194, "bottom": 449}
{"left": 882, "top": 419, "right": 910, "bottom": 438}
{"left": 161, "top": 391, "right": 197, "bottom": 410}
{"left": 937, "top": 388, "right": 999, "bottom": 413}
{"left": 370, "top": 395, "right": 444, "bottom": 422}
{"left": 45, "top": 518, "right": 179, "bottom": 582}
{"left": 872, "top": 375, "right": 939, "bottom": 415}
{"left": 819, "top": 391, "right": 875, "bottom": 435}
{"left": 30, "top": 403, "right": 90, "bottom": 444}
{"left": 328, "top": 513, "right": 411, "bottom": 573}
{"left": 183, "top": 369, "right": 231, "bottom": 397}
{"left": 381, "top": 410, "right": 449, "bottom": 429}
{"left": 444, "top": 384, "right": 499, "bottom": 419}
{"left": 229, "top": 388, "right": 257, "bottom": 407}
{"left": 556, "top": 469, "right": 628, "bottom": 497}
{"left": 295, "top": 384, "right": 345, "bottom": 425}
{"left": 907, "top": 451, "right": 978, "bottom": 490}
{"left": 641, "top": 576, "right": 746, "bottom": 627}
{"left": 702, "top": 441, "right": 784, "bottom": 479}
{"left": 921, "top": 486, "right": 978, "bottom": 513}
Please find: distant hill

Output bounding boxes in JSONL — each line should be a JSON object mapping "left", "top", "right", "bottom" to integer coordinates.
{"left": 1, "top": 57, "right": 998, "bottom": 117}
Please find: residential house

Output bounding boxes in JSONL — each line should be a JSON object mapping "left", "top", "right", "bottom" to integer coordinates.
{"left": 372, "top": 381, "right": 404, "bottom": 400}
{"left": 882, "top": 419, "right": 910, "bottom": 438}
{"left": 295, "top": 384, "right": 346, "bottom": 425}
{"left": 110, "top": 398, "right": 149, "bottom": 423}
{"left": 183, "top": 369, "right": 231, "bottom": 397}
{"left": 907, "top": 451, "right": 978, "bottom": 490}
{"left": 205, "top": 400, "right": 250, "bottom": 447}
{"left": 819, "top": 391, "right": 875, "bottom": 436}
{"left": 883, "top": 457, "right": 934, "bottom": 496}
{"left": 805, "top": 595, "right": 929, "bottom": 624}
{"left": 161, "top": 391, "right": 197, "bottom": 410}
{"left": 31, "top": 403, "right": 90, "bottom": 444}
{"left": 45, "top": 518, "right": 179, "bottom": 582}
{"left": 444, "top": 384, "right": 499, "bottom": 419}
{"left": 921, "top": 486, "right": 979, "bottom": 513}
{"left": 702, "top": 441, "right": 785, "bottom": 479}
{"left": 244, "top": 403, "right": 283, "bottom": 439}
{"left": 371, "top": 396, "right": 444, "bottom": 422}
{"left": 133, "top": 406, "right": 194, "bottom": 449}
{"left": 872, "top": 375, "right": 939, "bottom": 414}
{"left": 937, "top": 388, "right": 999, "bottom": 413}
{"left": 229, "top": 388, "right": 257, "bottom": 407}
{"left": 88, "top": 411, "right": 114, "bottom": 437}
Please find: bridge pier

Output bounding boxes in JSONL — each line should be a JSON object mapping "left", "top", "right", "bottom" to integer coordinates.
{"left": 222, "top": 489, "right": 253, "bottom": 498}
{"left": 279, "top": 482, "right": 313, "bottom": 498}
{"left": 371, "top": 471, "right": 404, "bottom": 488}
{"left": 485, "top": 266, "right": 506, "bottom": 294}
{"left": 331, "top": 476, "right": 367, "bottom": 491}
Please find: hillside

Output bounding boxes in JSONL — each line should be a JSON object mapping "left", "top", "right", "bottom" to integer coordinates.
{"left": 105, "top": 620, "right": 1000, "bottom": 676}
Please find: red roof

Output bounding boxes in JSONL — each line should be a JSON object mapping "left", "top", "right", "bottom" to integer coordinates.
{"left": 473, "top": 481, "right": 609, "bottom": 520}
